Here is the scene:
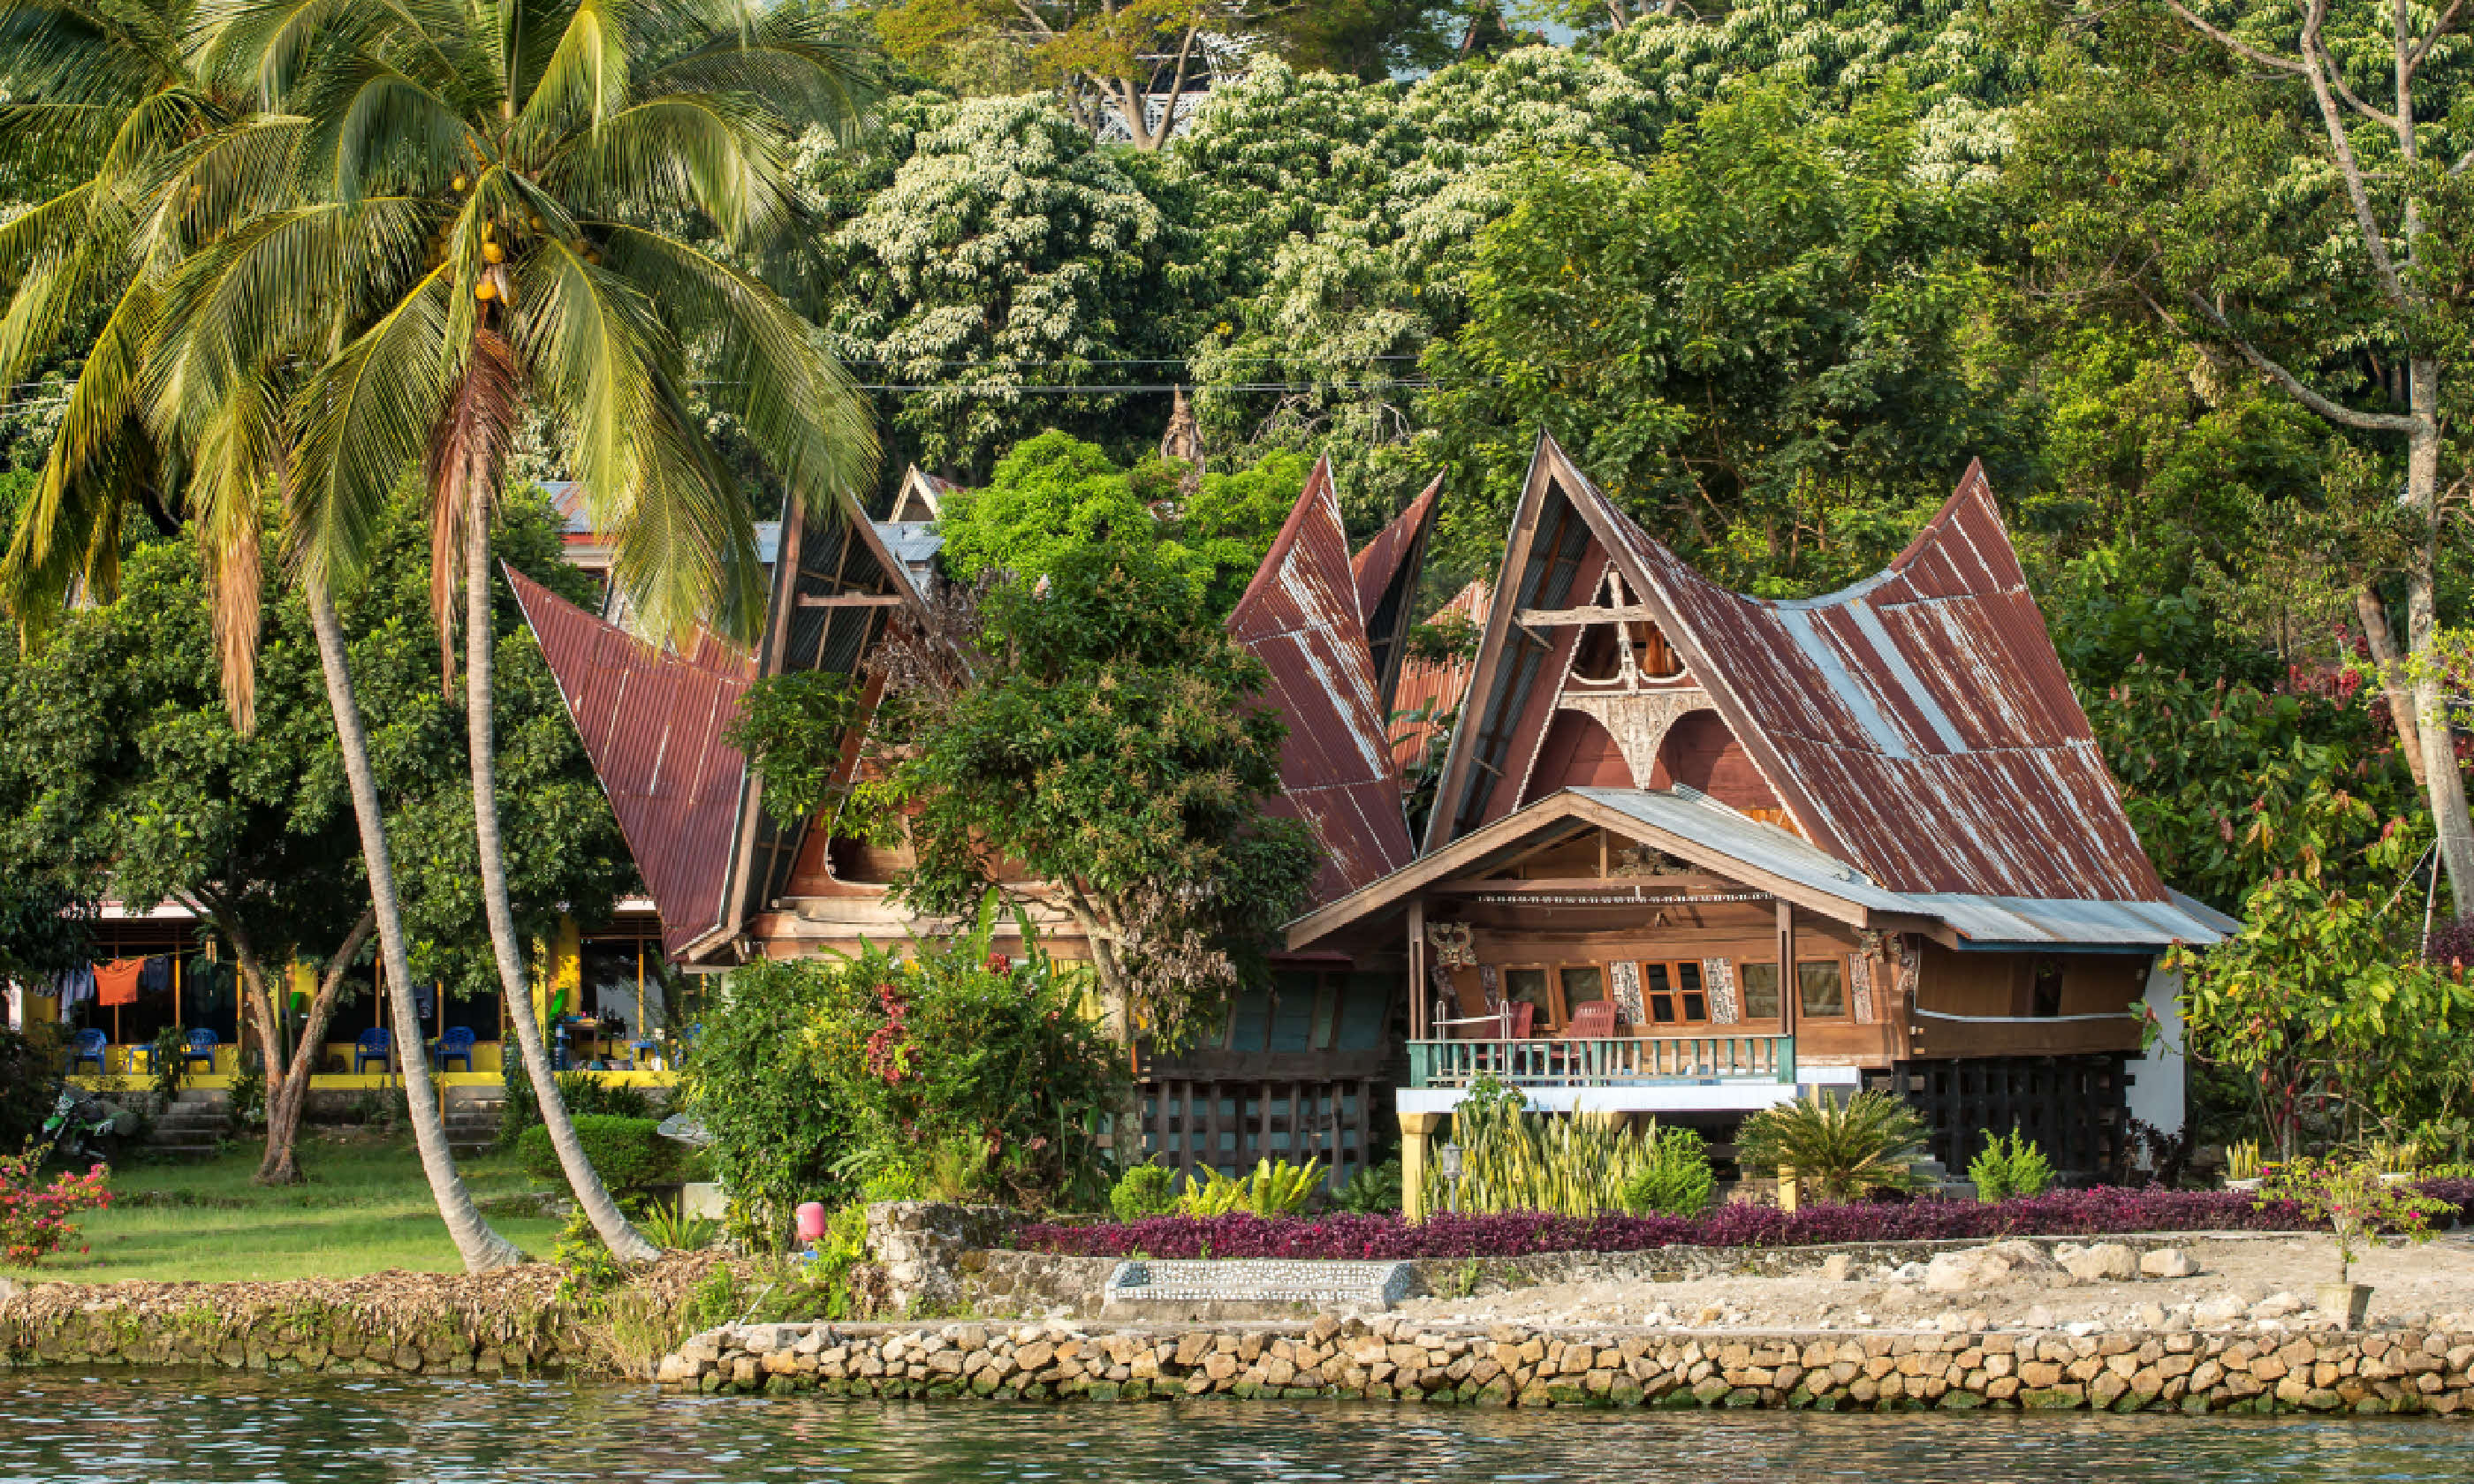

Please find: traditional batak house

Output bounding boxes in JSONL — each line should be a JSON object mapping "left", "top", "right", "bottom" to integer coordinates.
{"left": 1284, "top": 435, "right": 2233, "bottom": 1211}
{"left": 513, "top": 435, "right": 2229, "bottom": 1201}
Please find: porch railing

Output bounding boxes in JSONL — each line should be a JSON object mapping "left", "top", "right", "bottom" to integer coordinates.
{"left": 1406, "top": 1034, "right": 1795, "bottom": 1089}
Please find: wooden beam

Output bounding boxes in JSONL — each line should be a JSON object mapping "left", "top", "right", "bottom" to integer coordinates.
{"left": 795, "top": 591, "right": 906, "bottom": 609}
{"left": 1516, "top": 604, "right": 1654, "bottom": 629}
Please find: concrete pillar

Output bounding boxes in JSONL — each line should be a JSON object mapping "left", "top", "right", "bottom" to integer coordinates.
{"left": 1400, "top": 1110, "right": 1448, "bottom": 1223}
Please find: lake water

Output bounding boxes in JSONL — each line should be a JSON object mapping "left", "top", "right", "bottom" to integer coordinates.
{"left": 8, "top": 1372, "right": 2474, "bottom": 1482}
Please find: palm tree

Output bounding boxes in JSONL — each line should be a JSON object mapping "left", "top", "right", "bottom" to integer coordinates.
{"left": 0, "top": 0, "right": 526, "bottom": 1268}
{"left": 198, "top": 0, "right": 879, "bottom": 1260}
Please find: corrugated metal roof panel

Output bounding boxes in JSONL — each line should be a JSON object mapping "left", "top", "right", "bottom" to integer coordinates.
{"left": 507, "top": 567, "right": 752, "bottom": 958}
{"left": 1228, "top": 458, "right": 1416, "bottom": 908}
{"left": 1577, "top": 448, "right": 2167, "bottom": 903}
{"left": 1389, "top": 579, "right": 1489, "bottom": 770}
{"left": 1567, "top": 788, "right": 2227, "bottom": 946}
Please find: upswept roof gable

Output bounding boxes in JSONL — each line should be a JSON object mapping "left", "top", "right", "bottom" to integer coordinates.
{"left": 1427, "top": 435, "right": 2167, "bottom": 905}
{"left": 1349, "top": 473, "right": 1442, "bottom": 716}
{"left": 1228, "top": 457, "right": 1416, "bottom": 908}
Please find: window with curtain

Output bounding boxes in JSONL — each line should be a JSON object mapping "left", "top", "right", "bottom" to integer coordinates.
{"left": 1738, "top": 962, "right": 1780, "bottom": 1019}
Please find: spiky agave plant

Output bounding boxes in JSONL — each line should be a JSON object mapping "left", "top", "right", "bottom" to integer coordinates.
{"left": 1734, "top": 1089, "right": 1930, "bottom": 1203}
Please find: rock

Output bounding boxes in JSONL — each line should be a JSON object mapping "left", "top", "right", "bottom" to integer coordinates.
{"left": 1983, "top": 1240, "right": 2059, "bottom": 1272}
{"left": 2132, "top": 1303, "right": 2168, "bottom": 1329}
{"left": 2022, "top": 1306, "right": 2058, "bottom": 1329}
{"left": 2060, "top": 1244, "right": 2139, "bottom": 1283}
{"left": 2193, "top": 1294, "right": 2248, "bottom": 1324}
{"left": 1893, "top": 1262, "right": 1930, "bottom": 1284}
{"left": 2139, "top": 1248, "right": 2196, "bottom": 1279}
{"left": 1819, "top": 1254, "right": 1856, "bottom": 1283}
{"left": 1925, "top": 1249, "right": 2013, "bottom": 1294}
{"left": 2251, "top": 1293, "right": 2303, "bottom": 1321}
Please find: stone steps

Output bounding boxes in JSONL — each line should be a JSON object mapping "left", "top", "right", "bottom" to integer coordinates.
{"left": 147, "top": 1089, "right": 231, "bottom": 1155}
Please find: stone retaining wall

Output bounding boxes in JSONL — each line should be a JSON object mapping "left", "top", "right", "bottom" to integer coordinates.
{"left": 658, "top": 1314, "right": 2474, "bottom": 1415}
{"left": 945, "top": 1230, "right": 2274, "bottom": 1320}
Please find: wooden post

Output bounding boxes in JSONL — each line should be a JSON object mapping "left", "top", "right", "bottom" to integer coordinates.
{"left": 1400, "top": 1109, "right": 1447, "bottom": 1223}
{"left": 1776, "top": 900, "right": 1797, "bottom": 1043}
{"left": 172, "top": 951, "right": 183, "bottom": 1033}
{"left": 1408, "top": 897, "right": 1427, "bottom": 1042}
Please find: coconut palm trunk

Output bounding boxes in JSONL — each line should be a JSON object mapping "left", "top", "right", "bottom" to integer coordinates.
{"left": 462, "top": 475, "right": 656, "bottom": 1261}
{"left": 305, "top": 578, "right": 524, "bottom": 1272}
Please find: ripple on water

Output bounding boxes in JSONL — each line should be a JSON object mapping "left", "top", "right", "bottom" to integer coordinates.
{"left": 7, "top": 1374, "right": 2474, "bottom": 1484}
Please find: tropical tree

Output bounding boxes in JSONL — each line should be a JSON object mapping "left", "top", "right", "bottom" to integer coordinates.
{"left": 167, "top": 0, "right": 879, "bottom": 1264}
{"left": 0, "top": 0, "right": 527, "bottom": 1266}
{"left": 2016, "top": 0, "right": 2474, "bottom": 913}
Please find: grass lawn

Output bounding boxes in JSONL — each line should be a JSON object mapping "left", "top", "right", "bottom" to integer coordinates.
{"left": 4, "top": 1132, "right": 571, "bottom": 1284}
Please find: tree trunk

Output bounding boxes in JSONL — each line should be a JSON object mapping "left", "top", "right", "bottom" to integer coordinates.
{"left": 252, "top": 909, "right": 375, "bottom": 1186}
{"left": 2403, "top": 390, "right": 2474, "bottom": 919}
{"left": 466, "top": 511, "right": 656, "bottom": 1261}
{"left": 2354, "top": 587, "right": 2425, "bottom": 785}
{"left": 305, "top": 578, "right": 523, "bottom": 1270}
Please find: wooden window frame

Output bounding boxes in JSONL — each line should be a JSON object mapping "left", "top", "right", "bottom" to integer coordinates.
{"left": 1636, "top": 959, "right": 1711, "bottom": 1029}
{"left": 1796, "top": 958, "right": 1850, "bottom": 1020}
{"left": 1555, "top": 962, "right": 1609, "bottom": 1026}
{"left": 1735, "top": 959, "right": 1782, "bottom": 1022}
{"left": 1498, "top": 964, "right": 1557, "bottom": 1030}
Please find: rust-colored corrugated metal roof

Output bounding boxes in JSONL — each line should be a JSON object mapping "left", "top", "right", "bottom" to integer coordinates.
{"left": 507, "top": 567, "right": 755, "bottom": 956}
{"left": 1227, "top": 457, "right": 1416, "bottom": 908}
{"left": 1387, "top": 579, "right": 1489, "bottom": 770}
{"left": 1568, "top": 440, "right": 2166, "bottom": 902}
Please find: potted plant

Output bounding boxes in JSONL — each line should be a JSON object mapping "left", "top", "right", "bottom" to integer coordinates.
{"left": 2255, "top": 1157, "right": 2449, "bottom": 1329}
{"left": 2223, "top": 1139, "right": 2263, "bottom": 1193}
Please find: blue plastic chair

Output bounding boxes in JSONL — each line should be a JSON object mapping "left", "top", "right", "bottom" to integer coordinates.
{"left": 69, "top": 1026, "right": 108, "bottom": 1074}
{"left": 435, "top": 1026, "right": 475, "bottom": 1071}
{"left": 353, "top": 1026, "right": 392, "bottom": 1074}
{"left": 183, "top": 1026, "right": 219, "bottom": 1072}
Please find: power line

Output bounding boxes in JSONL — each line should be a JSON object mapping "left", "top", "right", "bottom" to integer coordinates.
{"left": 854, "top": 380, "right": 1436, "bottom": 394}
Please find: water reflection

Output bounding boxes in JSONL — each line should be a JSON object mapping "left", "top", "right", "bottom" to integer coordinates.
{"left": 7, "top": 1373, "right": 2474, "bottom": 1483}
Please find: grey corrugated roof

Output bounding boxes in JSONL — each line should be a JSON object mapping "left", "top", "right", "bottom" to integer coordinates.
{"left": 1573, "top": 787, "right": 2232, "bottom": 948}
{"left": 873, "top": 520, "right": 942, "bottom": 597}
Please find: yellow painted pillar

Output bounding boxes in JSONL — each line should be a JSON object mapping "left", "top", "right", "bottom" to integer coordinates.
{"left": 1778, "top": 1164, "right": 1801, "bottom": 1214}
{"left": 535, "top": 917, "right": 581, "bottom": 1025}
{"left": 1400, "top": 1110, "right": 1447, "bottom": 1223}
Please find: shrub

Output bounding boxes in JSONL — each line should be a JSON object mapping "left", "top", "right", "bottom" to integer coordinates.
{"left": 1735, "top": 1091, "right": 1929, "bottom": 1202}
{"left": 499, "top": 1068, "right": 655, "bottom": 1149}
{"left": 2257, "top": 1157, "right": 2452, "bottom": 1283}
{"left": 1110, "top": 1161, "right": 1180, "bottom": 1223}
{"left": 1, "top": 1146, "right": 111, "bottom": 1266}
{"left": 1969, "top": 1130, "right": 2056, "bottom": 1203}
{"left": 684, "top": 909, "right": 1127, "bottom": 1245}
{"left": 1336, "top": 1158, "right": 1403, "bottom": 1215}
{"left": 518, "top": 1116, "right": 677, "bottom": 1195}
{"left": 1175, "top": 1158, "right": 1322, "bottom": 1216}
{"left": 1013, "top": 1179, "right": 2474, "bottom": 1260}
{"left": 1619, "top": 1126, "right": 1715, "bottom": 1216}
{"left": 1438, "top": 1076, "right": 1697, "bottom": 1215}
{"left": 0, "top": 1026, "right": 57, "bottom": 1153}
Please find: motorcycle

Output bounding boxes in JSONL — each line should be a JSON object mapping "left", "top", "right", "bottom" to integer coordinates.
{"left": 41, "top": 1083, "right": 132, "bottom": 1166}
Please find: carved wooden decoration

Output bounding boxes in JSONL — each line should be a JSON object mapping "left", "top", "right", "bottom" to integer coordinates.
{"left": 1702, "top": 958, "right": 1739, "bottom": 1025}
{"left": 1609, "top": 960, "right": 1646, "bottom": 1027}
{"left": 1849, "top": 953, "right": 1877, "bottom": 1024}
{"left": 1425, "top": 920, "right": 1478, "bottom": 968}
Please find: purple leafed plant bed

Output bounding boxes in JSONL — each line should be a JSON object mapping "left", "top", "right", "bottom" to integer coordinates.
{"left": 1014, "top": 1180, "right": 2474, "bottom": 1261}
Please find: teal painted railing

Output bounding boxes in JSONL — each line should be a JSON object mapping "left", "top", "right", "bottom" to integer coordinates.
{"left": 1406, "top": 1034, "right": 1795, "bottom": 1089}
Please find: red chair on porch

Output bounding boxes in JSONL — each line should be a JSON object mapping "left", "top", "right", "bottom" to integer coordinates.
{"left": 1553, "top": 1002, "right": 1619, "bottom": 1080}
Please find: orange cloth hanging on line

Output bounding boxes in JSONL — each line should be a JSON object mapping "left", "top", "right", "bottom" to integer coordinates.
{"left": 95, "top": 958, "right": 147, "bottom": 1008}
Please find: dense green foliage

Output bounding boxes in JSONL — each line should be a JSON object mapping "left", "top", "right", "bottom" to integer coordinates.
{"left": 0, "top": 493, "right": 631, "bottom": 1003}
{"left": 1735, "top": 1091, "right": 1931, "bottom": 1203}
{"left": 519, "top": 1117, "right": 682, "bottom": 1197}
{"left": 1969, "top": 1130, "right": 2057, "bottom": 1203}
{"left": 852, "top": 537, "right": 1316, "bottom": 1041}
{"left": 0, "top": 1026, "right": 57, "bottom": 1154}
{"left": 683, "top": 912, "right": 1125, "bottom": 1245}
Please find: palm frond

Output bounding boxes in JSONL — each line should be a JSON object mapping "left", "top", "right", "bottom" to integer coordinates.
{"left": 512, "top": 0, "right": 628, "bottom": 148}
{"left": 288, "top": 267, "right": 456, "bottom": 588}
{"left": 601, "top": 222, "right": 874, "bottom": 517}
{"left": 540, "top": 91, "right": 788, "bottom": 241}
{"left": 186, "top": 367, "right": 284, "bottom": 731}
{"left": 0, "top": 269, "right": 159, "bottom": 623}
{"left": 643, "top": 4, "right": 874, "bottom": 144}
{"left": 421, "top": 322, "right": 520, "bottom": 686}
